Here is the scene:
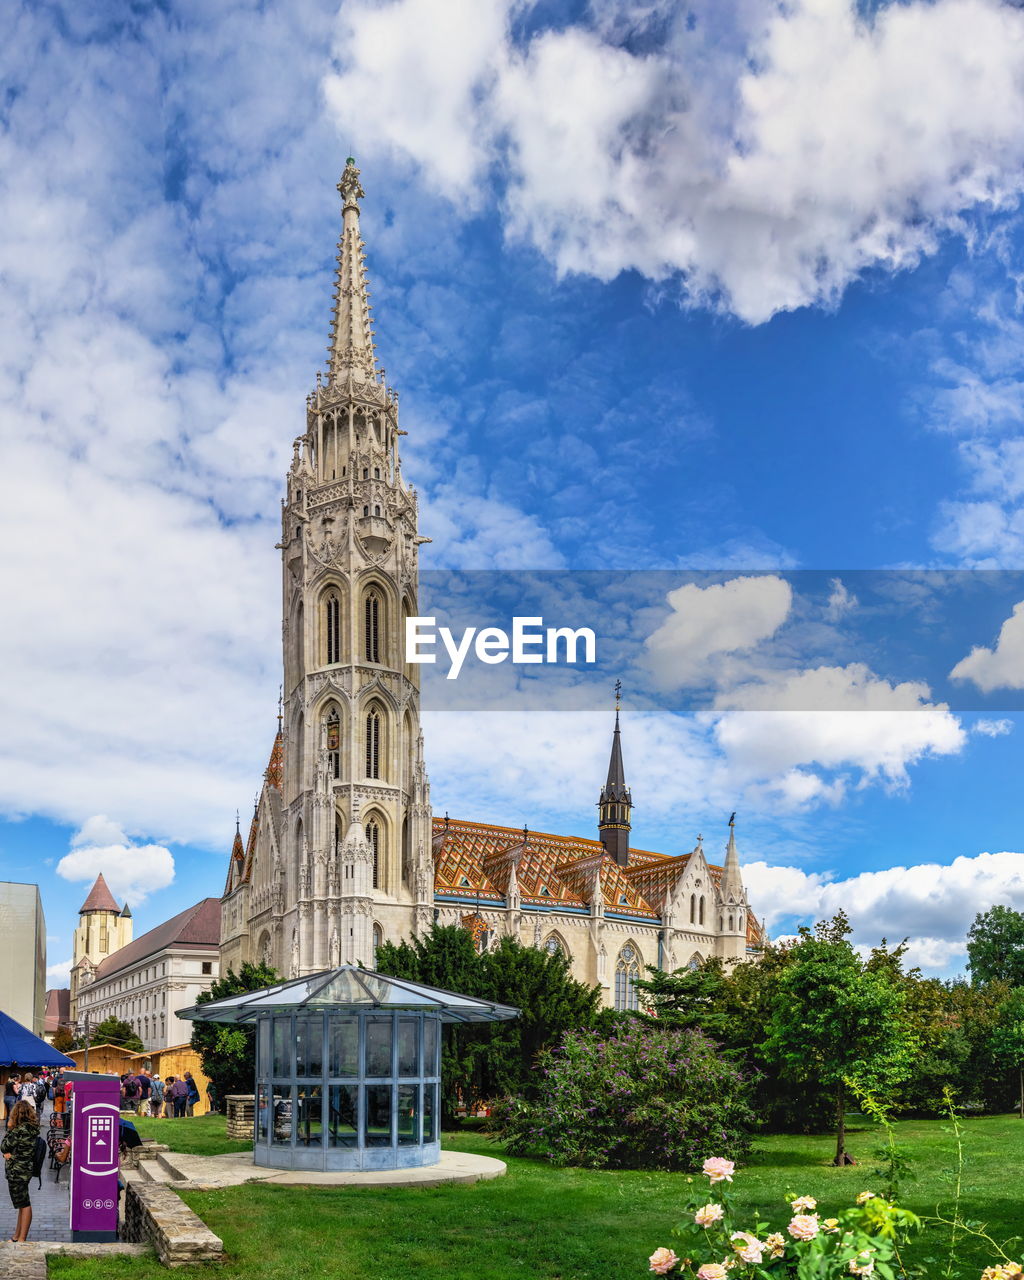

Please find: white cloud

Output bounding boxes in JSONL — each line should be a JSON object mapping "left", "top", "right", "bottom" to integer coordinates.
{"left": 325, "top": 0, "right": 1024, "bottom": 323}
{"left": 57, "top": 817, "right": 175, "bottom": 908}
{"left": 973, "top": 717, "right": 1014, "bottom": 737}
{"left": 745, "top": 848, "right": 1024, "bottom": 972}
{"left": 643, "top": 575, "right": 792, "bottom": 689}
{"left": 46, "top": 958, "right": 73, "bottom": 985}
{"left": 951, "top": 599, "right": 1024, "bottom": 690}
{"left": 825, "top": 578, "right": 857, "bottom": 621}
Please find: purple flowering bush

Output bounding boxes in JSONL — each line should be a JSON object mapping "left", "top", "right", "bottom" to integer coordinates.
{"left": 493, "top": 1023, "right": 753, "bottom": 1170}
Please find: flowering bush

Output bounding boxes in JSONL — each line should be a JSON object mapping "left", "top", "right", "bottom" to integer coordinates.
{"left": 494, "top": 1024, "right": 753, "bottom": 1170}
{"left": 647, "top": 1162, "right": 922, "bottom": 1278}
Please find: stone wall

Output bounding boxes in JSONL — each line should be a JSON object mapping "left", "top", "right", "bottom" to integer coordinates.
{"left": 123, "top": 1179, "right": 224, "bottom": 1268}
{"left": 225, "top": 1093, "right": 254, "bottom": 1140}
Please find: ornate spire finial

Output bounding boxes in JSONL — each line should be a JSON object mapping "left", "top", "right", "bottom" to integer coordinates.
{"left": 729, "top": 811, "right": 736, "bottom": 827}
{"left": 523, "top": 824, "right": 529, "bottom": 844}
{"left": 614, "top": 678, "right": 622, "bottom": 711}
{"left": 277, "top": 685, "right": 283, "bottom": 731}
{"left": 326, "top": 156, "right": 377, "bottom": 385}
{"left": 235, "top": 809, "right": 240, "bottom": 834}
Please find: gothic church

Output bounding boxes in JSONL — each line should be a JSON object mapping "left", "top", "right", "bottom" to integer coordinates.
{"left": 219, "top": 160, "right": 763, "bottom": 1009}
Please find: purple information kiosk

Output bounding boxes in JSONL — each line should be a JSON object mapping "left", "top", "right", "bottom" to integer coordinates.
{"left": 67, "top": 1071, "right": 120, "bottom": 1243}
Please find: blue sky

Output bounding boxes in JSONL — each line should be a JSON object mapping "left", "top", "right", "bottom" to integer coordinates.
{"left": 4, "top": 0, "right": 1024, "bottom": 986}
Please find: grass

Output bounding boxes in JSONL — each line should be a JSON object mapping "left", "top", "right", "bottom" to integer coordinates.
{"left": 47, "top": 1114, "right": 1024, "bottom": 1279}
{"left": 125, "top": 1113, "right": 252, "bottom": 1157}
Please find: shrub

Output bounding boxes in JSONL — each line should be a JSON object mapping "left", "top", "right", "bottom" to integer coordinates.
{"left": 494, "top": 1023, "right": 753, "bottom": 1171}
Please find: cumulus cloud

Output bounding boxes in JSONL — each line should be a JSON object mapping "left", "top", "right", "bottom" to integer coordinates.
{"left": 56, "top": 816, "right": 175, "bottom": 908}
{"left": 744, "top": 848, "right": 1024, "bottom": 972}
{"left": 325, "top": 0, "right": 1024, "bottom": 323}
{"left": 951, "top": 600, "right": 1024, "bottom": 690}
{"left": 46, "top": 958, "right": 73, "bottom": 985}
{"left": 973, "top": 717, "right": 1013, "bottom": 736}
{"left": 825, "top": 578, "right": 858, "bottom": 621}
{"left": 643, "top": 575, "right": 792, "bottom": 689}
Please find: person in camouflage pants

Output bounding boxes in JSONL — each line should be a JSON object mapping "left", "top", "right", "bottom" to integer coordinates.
{"left": 1, "top": 1099, "right": 38, "bottom": 1242}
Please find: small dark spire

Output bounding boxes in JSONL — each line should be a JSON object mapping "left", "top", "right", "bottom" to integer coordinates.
{"left": 598, "top": 690, "right": 632, "bottom": 867}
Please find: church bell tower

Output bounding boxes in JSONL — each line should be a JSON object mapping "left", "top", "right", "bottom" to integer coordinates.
{"left": 278, "top": 158, "right": 433, "bottom": 973}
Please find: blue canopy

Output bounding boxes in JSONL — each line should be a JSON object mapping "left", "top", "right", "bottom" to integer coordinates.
{"left": 0, "top": 1008, "right": 75, "bottom": 1069}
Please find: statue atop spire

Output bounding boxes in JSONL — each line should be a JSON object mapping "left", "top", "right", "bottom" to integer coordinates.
{"left": 326, "top": 156, "right": 378, "bottom": 386}
{"left": 598, "top": 685, "right": 632, "bottom": 867}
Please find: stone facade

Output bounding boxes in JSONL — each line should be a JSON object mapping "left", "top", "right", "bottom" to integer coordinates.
{"left": 220, "top": 161, "right": 763, "bottom": 1008}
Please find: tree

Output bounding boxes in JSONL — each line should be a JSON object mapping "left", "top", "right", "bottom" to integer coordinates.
{"left": 763, "top": 915, "right": 916, "bottom": 1164}
{"left": 89, "top": 1016, "right": 143, "bottom": 1052}
{"left": 50, "top": 1025, "right": 75, "bottom": 1054}
{"left": 190, "top": 961, "right": 279, "bottom": 1102}
{"left": 632, "top": 958, "right": 732, "bottom": 1038}
{"left": 990, "top": 987, "right": 1024, "bottom": 1119}
{"left": 967, "top": 905, "right": 1024, "bottom": 986}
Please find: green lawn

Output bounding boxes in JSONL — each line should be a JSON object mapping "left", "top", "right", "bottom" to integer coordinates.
{"left": 48, "top": 1115, "right": 1024, "bottom": 1279}
{"left": 127, "top": 1113, "right": 252, "bottom": 1157}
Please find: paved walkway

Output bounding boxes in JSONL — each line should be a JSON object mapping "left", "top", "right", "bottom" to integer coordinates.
{"left": 1, "top": 1104, "right": 71, "bottom": 1244}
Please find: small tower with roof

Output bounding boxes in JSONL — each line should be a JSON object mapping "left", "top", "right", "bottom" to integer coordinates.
{"left": 598, "top": 682, "right": 633, "bottom": 868}
{"left": 69, "top": 873, "right": 133, "bottom": 1022}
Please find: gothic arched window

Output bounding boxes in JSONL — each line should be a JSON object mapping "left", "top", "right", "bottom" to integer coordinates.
{"left": 366, "top": 819, "right": 381, "bottom": 889}
{"left": 689, "top": 893, "right": 696, "bottom": 924}
{"left": 614, "top": 944, "right": 641, "bottom": 1012}
{"left": 364, "top": 589, "right": 381, "bottom": 664}
{"left": 325, "top": 708, "right": 340, "bottom": 779}
{"left": 365, "top": 707, "right": 382, "bottom": 779}
{"left": 324, "top": 591, "right": 341, "bottom": 665}
{"left": 543, "top": 934, "right": 568, "bottom": 961}
{"left": 699, "top": 896, "right": 705, "bottom": 926}
{"left": 372, "top": 922, "right": 383, "bottom": 960}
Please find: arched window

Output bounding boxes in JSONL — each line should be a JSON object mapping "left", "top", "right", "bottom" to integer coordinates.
{"left": 366, "top": 819, "right": 381, "bottom": 889}
{"left": 699, "top": 896, "right": 705, "bottom": 926}
{"left": 372, "top": 922, "right": 383, "bottom": 961}
{"left": 543, "top": 934, "right": 569, "bottom": 961}
{"left": 728, "top": 914, "right": 734, "bottom": 931}
{"left": 364, "top": 589, "right": 381, "bottom": 663}
{"left": 325, "top": 708, "right": 340, "bottom": 779}
{"left": 614, "top": 944, "right": 641, "bottom": 1012}
{"left": 689, "top": 893, "right": 696, "bottom": 924}
{"left": 324, "top": 591, "right": 341, "bottom": 664}
{"left": 365, "top": 708, "right": 382, "bottom": 778}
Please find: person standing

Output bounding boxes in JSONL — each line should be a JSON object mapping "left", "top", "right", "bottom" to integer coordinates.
{"left": 2, "top": 1077, "right": 16, "bottom": 1124}
{"left": 1, "top": 1100, "right": 39, "bottom": 1242}
{"left": 168, "top": 1077, "right": 188, "bottom": 1119}
{"left": 17, "top": 1077, "right": 36, "bottom": 1116}
{"left": 149, "top": 1074, "right": 164, "bottom": 1118}
{"left": 183, "top": 1073, "right": 200, "bottom": 1118}
{"left": 136, "top": 1071, "right": 152, "bottom": 1117}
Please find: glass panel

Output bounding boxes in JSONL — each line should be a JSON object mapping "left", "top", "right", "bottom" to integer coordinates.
{"left": 296, "top": 1017, "right": 323, "bottom": 1078}
{"left": 273, "top": 1018, "right": 292, "bottom": 1077}
{"left": 271, "top": 1087, "right": 293, "bottom": 1145}
{"left": 365, "top": 1017, "right": 392, "bottom": 1077}
{"left": 256, "top": 1083, "right": 269, "bottom": 1143}
{"left": 423, "top": 1019, "right": 439, "bottom": 1076}
{"left": 397, "top": 1084, "right": 419, "bottom": 1145}
{"left": 423, "top": 1083, "right": 436, "bottom": 1143}
{"left": 364, "top": 1084, "right": 392, "bottom": 1146}
{"left": 258, "top": 1019, "right": 271, "bottom": 1079}
{"left": 329, "top": 1017, "right": 359, "bottom": 1077}
{"left": 328, "top": 1084, "right": 358, "bottom": 1147}
{"left": 397, "top": 1018, "right": 418, "bottom": 1077}
{"left": 296, "top": 1086, "right": 323, "bottom": 1147}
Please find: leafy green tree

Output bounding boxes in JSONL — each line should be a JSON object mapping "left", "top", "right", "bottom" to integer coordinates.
{"left": 763, "top": 915, "right": 916, "bottom": 1163}
{"left": 50, "top": 1025, "right": 76, "bottom": 1054}
{"left": 89, "top": 1016, "right": 143, "bottom": 1052}
{"left": 190, "top": 961, "right": 279, "bottom": 1101}
{"left": 967, "top": 905, "right": 1024, "bottom": 986}
{"left": 990, "top": 986, "right": 1024, "bottom": 1119}
{"left": 632, "top": 958, "right": 731, "bottom": 1037}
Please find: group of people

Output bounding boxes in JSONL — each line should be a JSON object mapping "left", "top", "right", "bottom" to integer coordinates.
{"left": 118, "top": 1069, "right": 200, "bottom": 1118}
{"left": 1, "top": 1068, "right": 67, "bottom": 1245}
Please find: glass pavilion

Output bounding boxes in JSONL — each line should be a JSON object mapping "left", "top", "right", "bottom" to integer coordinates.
{"left": 178, "top": 966, "right": 519, "bottom": 1171}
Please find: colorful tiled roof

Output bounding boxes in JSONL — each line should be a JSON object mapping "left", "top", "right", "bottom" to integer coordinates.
{"left": 265, "top": 730, "right": 284, "bottom": 790}
{"left": 78, "top": 873, "right": 121, "bottom": 915}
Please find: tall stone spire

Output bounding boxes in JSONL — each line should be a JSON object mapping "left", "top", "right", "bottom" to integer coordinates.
{"left": 326, "top": 157, "right": 378, "bottom": 386}
{"left": 721, "top": 812, "right": 743, "bottom": 901}
{"left": 598, "top": 685, "right": 632, "bottom": 867}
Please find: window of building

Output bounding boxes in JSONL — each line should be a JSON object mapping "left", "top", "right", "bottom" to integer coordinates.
{"left": 366, "top": 820, "right": 381, "bottom": 889}
{"left": 326, "top": 709, "right": 341, "bottom": 779}
{"left": 202, "top": 961, "right": 213, "bottom": 975}
{"left": 325, "top": 592, "right": 341, "bottom": 664}
{"left": 374, "top": 467, "right": 380, "bottom": 479}
{"left": 613, "top": 944, "right": 641, "bottom": 1012}
{"left": 699, "top": 896, "right": 705, "bottom": 926}
{"left": 372, "top": 923, "right": 383, "bottom": 961}
{"left": 365, "top": 709, "right": 381, "bottom": 779}
{"left": 364, "top": 590, "right": 381, "bottom": 664}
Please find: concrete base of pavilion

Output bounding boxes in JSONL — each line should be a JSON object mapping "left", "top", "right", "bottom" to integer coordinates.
{"left": 132, "top": 1146, "right": 507, "bottom": 1190}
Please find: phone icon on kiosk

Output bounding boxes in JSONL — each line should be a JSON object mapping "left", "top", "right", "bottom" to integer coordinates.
{"left": 86, "top": 1114, "right": 116, "bottom": 1166}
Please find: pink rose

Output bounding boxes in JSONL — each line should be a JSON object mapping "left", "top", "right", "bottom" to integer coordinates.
{"left": 696, "top": 1265, "right": 728, "bottom": 1280}
{"left": 694, "top": 1203, "right": 725, "bottom": 1228}
{"left": 702, "top": 1157, "right": 736, "bottom": 1184}
{"left": 791, "top": 1196, "right": 817, "bottom": 1213}
{"left": 731, "top": 1232, "right": 764, "bottom": 1265}
{"left": 648, "top": 1248, "right": 679, "bottom": 1275}
{"left": 788, "top": 1214, "right": 820, "bottom": 1241}
{"left": 765, "top": 1233, "right": 786, "bottom": 1259}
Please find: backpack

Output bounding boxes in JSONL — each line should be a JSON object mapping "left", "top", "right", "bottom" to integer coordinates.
{"left": 32, "top": 1135, "right": 47, "bottom": 1188}
{"left": 123, "top": 1077, "right": 139, "bottom": 1100}
{"left": 36, "top": 1080, "right": 47, "bottom": 1106}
